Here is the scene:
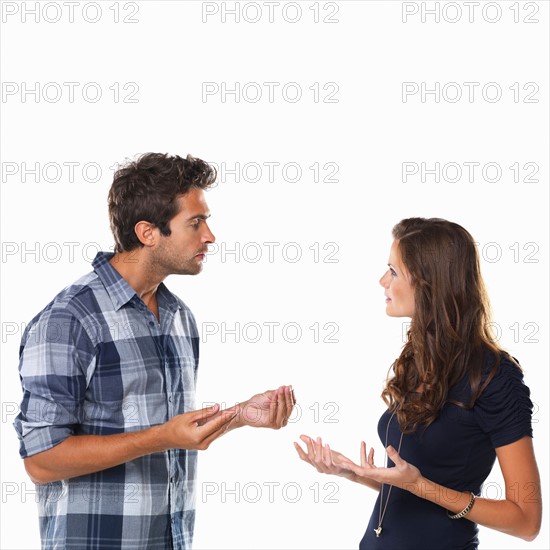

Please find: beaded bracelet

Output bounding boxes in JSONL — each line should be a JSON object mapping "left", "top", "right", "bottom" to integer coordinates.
{"left": 447, "top": 492, "right": 476, "bottom": 520}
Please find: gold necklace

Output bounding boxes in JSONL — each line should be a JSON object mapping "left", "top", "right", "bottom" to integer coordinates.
{"left": 374, "top": 410, "right": 404, "bottom": 538}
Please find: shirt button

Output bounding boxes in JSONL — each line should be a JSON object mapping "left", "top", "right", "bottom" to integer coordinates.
{"left": 168, "top": 396, "right": 172, "bottom": 403}
{"left": 149, "top": 321, "right": 154, "bottom": 327}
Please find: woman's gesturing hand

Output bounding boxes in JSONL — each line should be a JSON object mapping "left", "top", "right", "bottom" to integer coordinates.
{"left": 294, "top": 435, "right": 357, "bottom": 480}
{"left": 294, "top": 435, "right": 423, "bottom": 491}
{"left": 339, "top": 444, "right": 423, "bottom": 491}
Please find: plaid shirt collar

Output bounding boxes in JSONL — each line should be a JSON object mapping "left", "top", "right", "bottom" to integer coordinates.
{"left": 92, "top": 251, "right": 180, "bottom": 313}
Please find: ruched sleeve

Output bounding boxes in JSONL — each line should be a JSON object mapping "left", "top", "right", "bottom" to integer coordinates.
{"left": 473, "top": 358, "right": 533, "bottom": 448}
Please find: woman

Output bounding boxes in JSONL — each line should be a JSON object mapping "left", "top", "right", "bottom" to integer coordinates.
{"left": 295, "top": 218, "right": 541, "bottom": 549}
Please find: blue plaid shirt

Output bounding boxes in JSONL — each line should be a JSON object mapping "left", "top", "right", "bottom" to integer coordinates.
{"left": 14, "top": 252, "right": 200, "bottom": 550}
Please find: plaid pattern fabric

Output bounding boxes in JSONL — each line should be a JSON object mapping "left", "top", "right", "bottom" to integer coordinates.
{"left": 14, "top": 252, "right": 200, "bottom": 549}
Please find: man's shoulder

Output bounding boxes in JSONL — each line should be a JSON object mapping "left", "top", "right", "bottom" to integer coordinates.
{"left": 26, "top": 269, "right": 105, "bottom": 327}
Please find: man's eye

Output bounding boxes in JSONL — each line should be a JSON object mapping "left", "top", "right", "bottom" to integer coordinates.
{"left": 191, "top": 220, "right": 200, "bottom": 229}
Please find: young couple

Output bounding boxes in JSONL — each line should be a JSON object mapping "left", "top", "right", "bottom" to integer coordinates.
{"left": 15, "top": 153, "right": 541, "bottom": 549}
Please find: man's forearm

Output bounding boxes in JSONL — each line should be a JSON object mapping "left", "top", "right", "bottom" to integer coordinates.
{"left": 24, "top": 425, "right": 169, "bottom": 484}
{"left": 24, "top": 404, "right": 239, "bottom": 484}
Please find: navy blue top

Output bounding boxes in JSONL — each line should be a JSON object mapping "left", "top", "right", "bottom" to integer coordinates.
{"left": 360, "top": 354, "right": 533, "bottom": 550}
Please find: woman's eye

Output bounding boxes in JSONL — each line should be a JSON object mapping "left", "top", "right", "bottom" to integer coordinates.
{"left": 390, "top": 269, "right": 397, "bottom": 277}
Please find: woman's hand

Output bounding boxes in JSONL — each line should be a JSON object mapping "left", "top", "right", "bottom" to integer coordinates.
{"left": 294, "top": 435, "right": 358, "bottom": 481}
{"left": 339, "top": 444, "right": 423, "bottom": 491}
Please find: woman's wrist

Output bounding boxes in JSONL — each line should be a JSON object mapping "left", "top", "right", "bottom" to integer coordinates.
{"left": 344, "top": 471, "right": 359, "bottom": 482}
{"left": 402, "top": 474, "right": 426, "bottom": 496}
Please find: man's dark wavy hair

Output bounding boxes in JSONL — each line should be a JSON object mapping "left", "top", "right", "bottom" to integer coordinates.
{"left": 108, "top": 153, "right": 217, "bottom": 252}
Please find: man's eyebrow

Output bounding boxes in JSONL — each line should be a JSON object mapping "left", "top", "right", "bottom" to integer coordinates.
{"left": 186, "top": 213, "right": 211, "bottom": 222}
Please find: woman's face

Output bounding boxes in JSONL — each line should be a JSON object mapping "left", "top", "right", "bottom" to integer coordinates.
{"left": 379, "top": 239, "right": 415, "bottom": 318}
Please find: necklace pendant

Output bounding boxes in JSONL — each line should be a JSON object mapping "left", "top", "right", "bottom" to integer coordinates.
{"left": 374, "top": 527, "right": 382, "bottom": 537}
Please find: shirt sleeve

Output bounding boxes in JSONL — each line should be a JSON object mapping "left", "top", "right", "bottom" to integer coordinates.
{"left": 13, "top": 306, "right": 96, "bottom": 458}
{"left": 473, "top": 358, "right": 533, "bottom": 449}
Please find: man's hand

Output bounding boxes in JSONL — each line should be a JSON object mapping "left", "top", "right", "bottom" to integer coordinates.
{"left": 161, "top": 404, "right": 240, "bottom": 450}
{"left": 24, "top": 404, "right": 240, "bottom": 484}
{"left": 239, "top": 385, "right": 296, "bottom": 429}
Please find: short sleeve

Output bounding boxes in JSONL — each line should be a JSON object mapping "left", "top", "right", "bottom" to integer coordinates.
{"left": 13, "top": 306, "right": 95, "bottom": 458}
{"left": 474, "top": 358, "right": 533, "bottom": 448}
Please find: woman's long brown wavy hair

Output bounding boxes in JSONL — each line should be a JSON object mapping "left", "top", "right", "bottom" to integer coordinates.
{"left": 382, "top": 218, "right": 515, "bottom": 433}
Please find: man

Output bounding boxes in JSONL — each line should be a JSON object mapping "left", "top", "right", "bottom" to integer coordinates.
{"left": 14, "top": 152, "right": 295, "bottom": 550}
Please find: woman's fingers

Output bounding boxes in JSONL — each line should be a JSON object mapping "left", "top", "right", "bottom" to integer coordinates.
{"left": 324, "top": 444, "right": 333, "bottom": 467}
{"left": 386, "top": 445, "right": 405, "bottom": 467}
{"left": 368, "top": 446, "right": 375, "bottom": 467}
{"left": 296, "top": 435, "right": 339, "bottom": 473}
{"left": 360, "top": 441, "right": 367, "bottom": 467}
{"left": 314, "top": 437, "right": 323, "bottom": 463}
{"left": 294, "top": 441, "right": 309, "bottom": 462}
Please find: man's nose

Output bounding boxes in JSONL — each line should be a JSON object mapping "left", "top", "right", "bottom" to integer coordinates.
{"left": 203, "top": 223, "right": 215, "bottom": 243}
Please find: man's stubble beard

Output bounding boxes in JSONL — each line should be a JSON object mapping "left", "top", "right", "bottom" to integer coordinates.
{"left": 150, "top": 242, "right": 202, "bottom": 278}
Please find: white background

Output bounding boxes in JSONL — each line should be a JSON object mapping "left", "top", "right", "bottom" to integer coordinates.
{"left": 1, "top": 1, "right": 548, "bottom": 549}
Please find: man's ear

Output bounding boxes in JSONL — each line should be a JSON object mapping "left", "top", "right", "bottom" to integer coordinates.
{"left": 134, "top": 221, "right": 159, "bottom": 248}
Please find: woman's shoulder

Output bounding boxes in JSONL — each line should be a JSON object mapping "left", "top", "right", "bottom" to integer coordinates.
{"left": 474, "top": 350, "right": 533, "bottom": 447}
{"left": 479, "top": 350, "right": 528, "bottom": 396}
{"left": 448, "top": 350, "right": 524, "bottom": 400}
